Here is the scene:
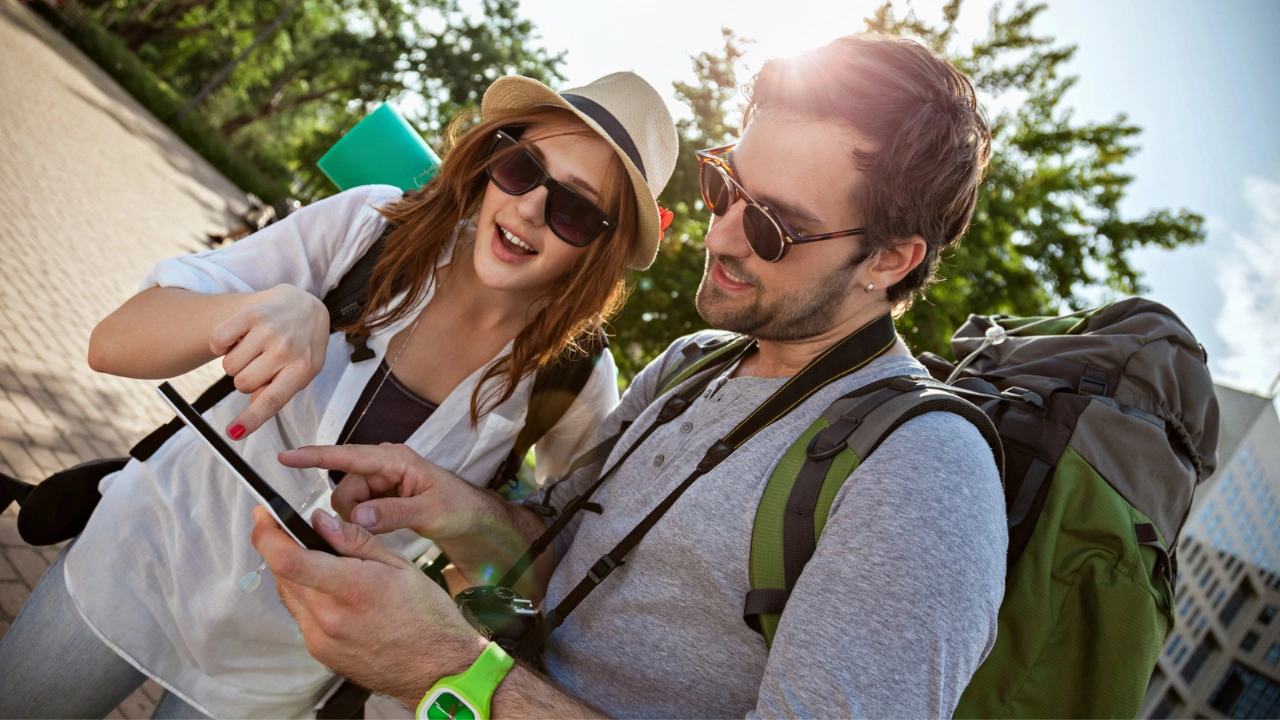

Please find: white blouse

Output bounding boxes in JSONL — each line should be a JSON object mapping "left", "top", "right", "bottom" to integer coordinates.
{"left": 62, "top": 185, "right": 619, "bottom": 718}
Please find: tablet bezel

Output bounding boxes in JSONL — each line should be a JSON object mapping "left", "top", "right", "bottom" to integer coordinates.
{"left": 156, "top": 382, "right": 338, "bottom": 556}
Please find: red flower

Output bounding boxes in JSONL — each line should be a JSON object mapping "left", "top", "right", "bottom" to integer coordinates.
{"left": 657, "top": 204, "right": 674, "bottom": 241}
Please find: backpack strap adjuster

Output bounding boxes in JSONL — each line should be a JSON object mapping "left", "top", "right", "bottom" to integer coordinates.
{"left": 587, "top": 554, "right": 624, "bottom": 584}
{"left": 1078, "top": 368, "right": 1110, "bottom": 396}
{"left": 807, "top": 423, "right": 858, "bottom": 460}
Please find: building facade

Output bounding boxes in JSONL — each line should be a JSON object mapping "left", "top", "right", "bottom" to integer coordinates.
{"left": 1139, "top": 385, "right": 1280, "bottom": 718}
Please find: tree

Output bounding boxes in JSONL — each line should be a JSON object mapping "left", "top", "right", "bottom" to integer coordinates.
{"left": 84, "top": 0, "right": 564, "bottom": 200}
{"left": 866, "top": 0, "right": 1204, "bottom": 354}
{"left": 611, "top": 1, "right": 1204, "bottom": 379}
{"left": 611, "top": 29, "right": 750, "bottom": 379}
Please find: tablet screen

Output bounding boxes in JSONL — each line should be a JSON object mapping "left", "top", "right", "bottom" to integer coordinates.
{"left": 157, "top": 382, "right": 338, "bottom": 555}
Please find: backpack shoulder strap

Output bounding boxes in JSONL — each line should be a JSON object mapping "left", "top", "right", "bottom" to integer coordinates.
{"left": 658, "top": 332, "right": 745, "bottom": 396}
{"left": 489, "top": 329, "right": 610, "bottom": 493}
{"left": 745, "top": 376, "right": 1003, "bottom": 647}
{"left": 324, "top": 222, "right": 397, "bottom": 362}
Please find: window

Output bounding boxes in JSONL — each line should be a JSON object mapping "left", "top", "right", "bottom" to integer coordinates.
{"left": 1195, "top": 553, "right": 1211, "bottom": 575}
{"left": 1210, "top": 662, "right": 1280, "bottom": 719}
{"left": 1151, "top": 688, "right": 1184, "bottom": 720}
{"left": 1220, "top": 585, "right": 1252, "bottom": 628}
{"left": 1196, "top": 616, "right": 1209, "bottom": 635}
{"left": 1242, "top": 631, "right": 1262, "bottom": 652}
{"left": 1181, "top": 637, "right": 1217, "bottom": 683}
{"left": 1207, "top": 578, "right": 1221, "bottom": 598}
{"left": 1215, "top": 589, "right": 1228, "bottom": 608}
{"left": 1266, "top": 643, "right": 1280, "bottom": 665}
{"left": 1167, "top": 635, "right": 1184, "bottom": 657}
{"left": 1175, "top": 646, "right": 1189, "bottom": 665}
{"left": 1181, "top": 598, "right": 1195, "bottom": 616}
{"left": 1187, "top": 541, "right": 1204, "bottom": 564}
{"left": 1235, "top": 562, "right": 1248, "bottom": 581}
{"left": 1258, "top": 605, "right": 1277, "bottom": 625}
{"left": 1151, "top": 688, "right": 1185, "bottom": 720}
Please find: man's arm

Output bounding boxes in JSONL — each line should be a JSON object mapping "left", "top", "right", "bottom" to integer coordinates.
{"left": 250, "top": 506, "right": 606, "bottom": 717}
{"left": 751, "top": 413, "right": 1006, "bottom": 718}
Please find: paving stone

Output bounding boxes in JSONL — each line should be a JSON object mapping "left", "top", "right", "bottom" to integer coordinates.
{"left": 0, "top": 515, "right": 24, "bottom": 548}
{"left": 115, "top": 687, "right": 159, "bottom": 719}
{"left": 6, "top": 546, "right": 50, "bottom": 587}
{"left": 0, "top": 3, "right": 248, "bottom": 714}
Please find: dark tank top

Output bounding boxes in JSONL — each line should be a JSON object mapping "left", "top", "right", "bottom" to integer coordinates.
{"left": 330, "top": 360, "right": 437, "bottom": 482}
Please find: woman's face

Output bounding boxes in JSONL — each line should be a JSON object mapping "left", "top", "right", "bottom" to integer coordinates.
{"left": 472, "top": 117, "right": 619, "bottom": 296}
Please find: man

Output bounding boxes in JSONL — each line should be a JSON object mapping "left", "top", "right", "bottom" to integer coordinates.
{"left": 253, "top": 33, "right": 1005, "bottom": 717}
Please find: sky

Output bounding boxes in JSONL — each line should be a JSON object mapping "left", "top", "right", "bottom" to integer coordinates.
{"left": 509, "top": 0, "right": 1280, "bottom": 396}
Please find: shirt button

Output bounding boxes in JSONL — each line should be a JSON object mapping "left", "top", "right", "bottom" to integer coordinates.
{"left": 653, "top": 454, "right": 665, "bottom": 467}
{"left": 680, "top": 422, "right": 693, "bottom": 434}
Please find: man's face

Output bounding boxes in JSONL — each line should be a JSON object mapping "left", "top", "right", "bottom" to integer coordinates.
{"left": 695, "top": 113, "right": 870, "bottom": 341}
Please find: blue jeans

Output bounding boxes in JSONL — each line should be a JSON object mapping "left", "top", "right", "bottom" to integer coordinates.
{"left": 0, "top": 546, "right": 208, "bottom": 719}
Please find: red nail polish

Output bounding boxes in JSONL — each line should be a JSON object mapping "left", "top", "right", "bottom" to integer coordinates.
{"left": 228, "top": 424, "right": 246, "bottom": 440}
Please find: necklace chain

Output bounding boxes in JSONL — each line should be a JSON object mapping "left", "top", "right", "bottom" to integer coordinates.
{"left": 338, "top": 310, "right": 426, "bottom": 446}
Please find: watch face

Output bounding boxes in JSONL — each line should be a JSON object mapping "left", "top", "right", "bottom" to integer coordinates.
{"left": 422, "top": 689, "right": 478, "bottom": 720}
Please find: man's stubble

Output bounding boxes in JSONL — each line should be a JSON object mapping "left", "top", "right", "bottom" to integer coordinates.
{"left": 694, "top": 254, "right": 856, "bottom": 342}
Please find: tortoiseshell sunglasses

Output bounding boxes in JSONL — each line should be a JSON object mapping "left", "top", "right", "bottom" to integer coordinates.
{"left": 696, "top": 145, "right": 866, "bottom": 262}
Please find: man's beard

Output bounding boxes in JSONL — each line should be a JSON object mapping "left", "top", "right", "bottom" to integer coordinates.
{"left": 695, "top": 254, "right": 854, "bottom": 341}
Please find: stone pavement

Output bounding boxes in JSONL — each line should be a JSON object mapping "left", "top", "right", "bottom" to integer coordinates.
{"left": 0, "top": 0, "right": 247, "bottom": 714}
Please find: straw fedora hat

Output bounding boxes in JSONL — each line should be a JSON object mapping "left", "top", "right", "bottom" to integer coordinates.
{"left": 481, "top": 72, "right": 678, "bottom": 270}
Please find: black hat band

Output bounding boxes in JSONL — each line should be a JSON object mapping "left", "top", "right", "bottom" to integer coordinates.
{"left": 562, "top": 94, "right": 647, "bottom": 182}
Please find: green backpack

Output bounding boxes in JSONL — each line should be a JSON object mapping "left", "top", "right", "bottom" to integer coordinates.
{"left": 720, "top": 298, "right": 1219, "bottom": 718}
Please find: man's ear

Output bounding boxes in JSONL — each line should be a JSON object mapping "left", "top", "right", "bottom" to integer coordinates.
{"left": 866, "top": 236, "right": 927, "bottom": 289}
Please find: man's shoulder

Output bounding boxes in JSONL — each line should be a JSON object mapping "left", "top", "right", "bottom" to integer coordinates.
{"left": 642, "top": 329, "right": 740, "bottom": 384}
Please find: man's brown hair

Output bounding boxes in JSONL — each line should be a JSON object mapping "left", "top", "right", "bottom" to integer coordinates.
{"left": 743, "top": 33, "right": 991, "bottom": 306}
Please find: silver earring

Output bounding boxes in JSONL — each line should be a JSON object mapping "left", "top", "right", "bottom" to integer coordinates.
{"left": 865, "top": 283, "right": 875, "bottom": 293}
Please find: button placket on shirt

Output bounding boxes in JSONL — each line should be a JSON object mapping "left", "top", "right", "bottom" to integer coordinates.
{"left": 650, "top": 379, "right": 736, "bottom": 474}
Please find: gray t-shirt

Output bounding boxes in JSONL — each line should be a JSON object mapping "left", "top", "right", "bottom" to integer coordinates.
{"left": 527, "top": 331, "right": 1006, "bottom": 718}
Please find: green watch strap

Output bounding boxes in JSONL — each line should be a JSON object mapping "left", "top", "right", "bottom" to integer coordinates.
{"left": 417, "top": 642, "right": 514, "bottom": 720}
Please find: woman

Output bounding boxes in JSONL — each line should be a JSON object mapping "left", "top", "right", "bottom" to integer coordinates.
{"left": 0, "top": 72, "right": 677, "bottom": 718}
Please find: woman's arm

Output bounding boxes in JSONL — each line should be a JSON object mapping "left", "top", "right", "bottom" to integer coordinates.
{"left": 88, "top": 286, "right": 259, "bottom": 379}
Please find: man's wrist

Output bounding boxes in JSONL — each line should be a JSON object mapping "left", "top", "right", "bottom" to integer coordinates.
{"left": 399, "top": 633, "right": 489, "bottom": 708}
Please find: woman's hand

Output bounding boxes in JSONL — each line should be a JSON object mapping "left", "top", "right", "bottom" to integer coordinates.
{"left": 212, "top": 284, "right": 330, "bottom": 439}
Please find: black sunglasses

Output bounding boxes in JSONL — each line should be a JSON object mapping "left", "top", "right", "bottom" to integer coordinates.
{"left": 697, "top": 145, "right": 866, "bottom": 262}
{"left": 485, "top": 129, "right": 613, "bottom": 247}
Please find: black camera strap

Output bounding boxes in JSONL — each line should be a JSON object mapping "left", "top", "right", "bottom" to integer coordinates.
{"left": 497, "top": 336, "right": 756, "bottom": 590}
{"left": 513, "top": 313, "right": 898, "bottom": 658}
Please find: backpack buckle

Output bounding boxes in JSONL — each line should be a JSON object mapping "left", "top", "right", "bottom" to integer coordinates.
{"left": 347, "top": 334, "right": 375, "bottom": 362}
{"left": 1001, "top": 387, "right": 1046, "bottom": 409}
{"left": 587, "top": 555, "right": 624, "bottom": 584}
{"left": 1078, "top": 371, "right": 1109, "bottom": 397}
